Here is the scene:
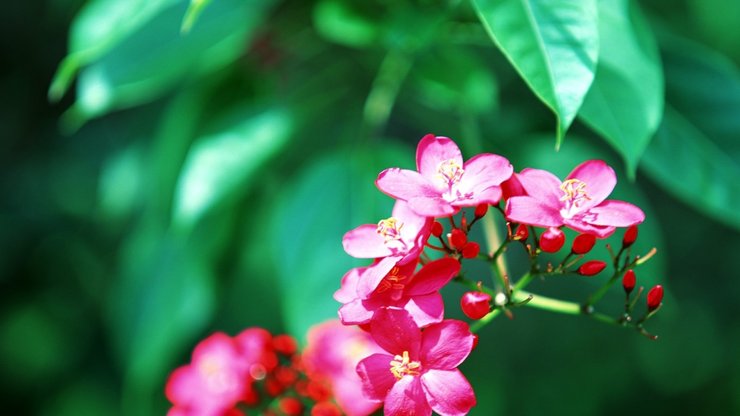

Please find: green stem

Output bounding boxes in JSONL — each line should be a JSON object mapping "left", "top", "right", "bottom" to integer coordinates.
{"left": 516, "top": 290, "right": 616, "bottom": 325}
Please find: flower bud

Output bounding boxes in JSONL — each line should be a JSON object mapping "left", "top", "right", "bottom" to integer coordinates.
{"left": 539, "top": 227, "right": 565, "bottom": 253}
{"left": 577, "top": 260, "right": 606, "bottom": 276}
{"left": 461, "top": 242, "right": 480, "bottom": 259}
{"left": 461, "top": 291, "right": 492, "bottom": 319}
{"left": 622, "top": 270, "right": 636, "bottom": 294}
{"left": 431, "top": 221, "right": 443, "bottom": 238}
{"left": 449, "top": 228, "right": 468, "bottom": 250}
{"left": 513, "top": 223, "right": 529, "bottom": 241}
{"left": 474, "top": 203, "right": 489, "bottom": 218}
{"left": 623, "top": 225, "right": 638, "bottom": 247}
{"left": 647, "top": 285, "right": 663, "bottom": 310}
{"left": 312, "top": 402, "right": 342, "bottom": 416}
{"left": 279, "top": 397, "right": 304, "bottom": 416}
{"left": 571, "top": 233, "right": 596, "bottom": 255}
{"left": 273, "top": 334, "right": 298, "bottom": 356}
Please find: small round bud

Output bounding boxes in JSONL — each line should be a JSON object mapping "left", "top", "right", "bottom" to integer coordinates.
{"left": 622, "top": 270, "right": 636, "bottom": 294}
{"left": 461, "top": 242, "right": 480, "bottom": 259}
{"left": 312, "top": 402, "right": 342, "bottom": 416}
{"left": 279, "top": 397, "right": 303, "bottom": 416}
{"left": 449, "top": 228, "right": 468, "bottom": 250}
{"left": 461, "top": 291, "right": 492, "bottom": 319}
{"left": 623, "top": 225, "right": 638, "bottom": 247}
{"left": 474, "top": 203, "right": 489, "bottom": 218}
{"left": 577, "top": 260, "right": 607, "bottom": 276}
{"left": 273, "top": 334, "right": 298, "bottom": 356}
{"left": 539, "top": 227, "right": 565, "bottom": 253}
{"left": 494, "top": 292, "right": 508, "bottom": 307}
{"left": 571, "top": 233, "right": 596, "bottom": 255}
{"left": 647, "top": 285, "right": 663, "bottom": 310}
{"left": 431, "top": 221, "right": 443, "bottom": 238}
{"left": 513, "top": 223, "right": 529, "bottom": 241}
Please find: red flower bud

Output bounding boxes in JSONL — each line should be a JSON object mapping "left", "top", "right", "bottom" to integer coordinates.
{"left": 279, "top": 397, "right": 304, "bottom": 416}
{"left": 513, "top": 223, "right": 529, "bottom": 241}
{"left": 312, "top": 402, "right": 342, "bottom": 416}
{"left": 474, "top": 203, "right": 489, "bottom": 218}
{"left": 623, "top": 225, "right": 638, "bottom": 247}
{"left": 577, "top": 260, "right": 606, "bottom": 276}
{"left": 647, "top": 285, "right": 663, "bottom": 310}
{"left": 431, "top": 221, "right": 443, "bottom": 238}
{"left": 449, "top": 228, "right": 468, "bottom": 250}
{"left": 471, "top": 334, "right": 479, "bottom": 350}
{"left": 461, "top": 291, "right": 492, "bottom": 319}
{"left": 273, "top": 334, "right": 298, "bottom": 356}
{"left": 622, "top": 270, "right": 636, "bottom": 294}
{"left": 571, "top": 233, "right": 596, "bottom": 255}
{"left": 461, "top": 242, "right": 480, "bottom": 259}
{"left": 539, "top": 227, "right": 565, "bottom": 253}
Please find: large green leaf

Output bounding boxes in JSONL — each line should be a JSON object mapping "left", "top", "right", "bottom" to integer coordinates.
{"left": 578, "top": 0, "right": 663, "bottom": 176}
{"left": 641, "top": 107, "right": 740, "bottom": 231}
{"left": 472, "top": 0, "right": 599, "bottom": 147}
{"left": 173, "top": 107, "right": 293, "bottom": 230}
{"left": 268, "top": 143, "right": 412, "bottom": 342}
{"left": 61, "top": 0, "right": 275, "bottom": 126}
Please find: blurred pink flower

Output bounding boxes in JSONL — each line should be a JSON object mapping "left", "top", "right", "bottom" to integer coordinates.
{"left": 505, "top": 160, "right": 645, "bottom": 238}
{"left": 303, "top": 320, "right": 384, "bottom": 416}
{"left": 335, "top": 257, "right": 460, "bottom": 327}
{"left": 376, "top": 134, "right": 512, "bottom": 217}
{"left": 165, "top": 333, "right": 251, "bottom": 416}
{"left": 356, "top": 308, "right": 476, "bottom": 416}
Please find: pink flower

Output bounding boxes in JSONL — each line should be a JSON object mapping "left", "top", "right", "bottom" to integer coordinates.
{"left": 303, "top": 320, "right": 385, "bottom": 416}
{"left": 356, "top": 308, "right": 476, "bottom": 416}
{"left": 166, "top": 333, "right": 251, "bottom": 416}
{"left": 505, "top": 160, "right": 645, "bottom": 238}
{"left": 336, "top": 257, "right": 460, "bottom": 327}
{"left": 376, "top": 134, "right": 513, "bottom": 217}
{"left": 343, "top": 200, "right": 432, "bottom": 285}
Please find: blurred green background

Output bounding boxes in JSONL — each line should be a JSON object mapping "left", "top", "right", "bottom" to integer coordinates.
{"left": 2, "top": 0, "right": 740, "bottom": 415}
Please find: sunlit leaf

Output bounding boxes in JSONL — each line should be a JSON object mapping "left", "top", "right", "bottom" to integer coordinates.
{"left": 268, "top": 143, "right": 412, "bottom": 342}
{"left": 173, "top": 107, "right": 292, "bottom": 230}
{"left": 472, "top": 0, "right": 599, "bottom": 147}
{"left": 62, "top": 0, "right": 275, "bottom": 127}
{"left": 181, "top": 0, "right": 214, "bottom": 33}
{"left": 578, "top": 0, "right": 663, "bottom": 176}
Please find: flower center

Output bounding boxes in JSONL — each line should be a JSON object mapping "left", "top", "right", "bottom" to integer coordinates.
{"left": 199, "top": 356, "right": 238, "bottom": 393}
{"left": 437, "top": 159, "right": 464, "bottom": 187}
{"left": 376, "top": 266, "right": 408, "bottom": 300}
{"left": 377, "top": 217, "right": 403, "bottom": 242}
{"left": 559, "top": 179, "right": 591, "bottom": 218}
{"left": 389, "top": 351, "right": 421, "bottom": 379}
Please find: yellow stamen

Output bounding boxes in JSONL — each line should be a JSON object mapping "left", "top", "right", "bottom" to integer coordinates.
{"left": 377, "top": 217, "right": 403, "bottom": 242}
{"left": 389, "top": 351, "right": 421, "bottom": 379}
{"left": 376, "top": 266, "right": 408, "bottom": 293}
{"left": 560, "top": 179, "right": 591, "bottom": 209}
{"left": 437, "top": 159, "right": 464, "bottom": 186}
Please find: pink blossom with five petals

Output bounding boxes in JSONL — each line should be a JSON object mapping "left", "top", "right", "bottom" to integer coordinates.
{"left": 505, "top": 160, "right": 645, "bottom": 238}
{"left": 356, "top": 308, "right": 476, "bottom": 416}
{"left": 335, "top": 257, "right": 461, "bottom": 327}
{"left": 376, "top": 134, "right": 513, "bottom": 217}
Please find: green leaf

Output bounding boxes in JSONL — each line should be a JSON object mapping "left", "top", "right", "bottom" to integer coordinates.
{"left": 268, "top": 143, "right": 412, "bottom": 342}
{"left": 173, "top": 107, "right": 293, "bottom": 230}
{"left": 578, "top": 0, "right": 663, "bottom": 177}
{"left": 313, "top": 0, "right": 380, "bottom": 48}
{"left": 640, "top": 106, "right": 740, "bottom": 230}
{"left": 61, "top": 0, "right": 275, "bottom": 127}
{"left": 472, "top": 0, "right": 599, "bottom": 147}
{"left": 181, "top": 0, "right": 214, "bottom": 33}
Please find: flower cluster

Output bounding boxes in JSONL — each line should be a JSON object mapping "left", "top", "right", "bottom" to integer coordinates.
{"left": 165, "top": 322, "right": 380, "bottom": 416}
{"left": 338, "top": 134, "right": 663, "bottom": 415}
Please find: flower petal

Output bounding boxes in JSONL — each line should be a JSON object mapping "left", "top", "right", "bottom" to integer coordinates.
{"left": 376, "top": 168, "right": 440, "bottom": 201}
{"left": 338, "top": 299, "right": 375, "bottom": 325}
{"left": 505, "top": 196, "right": 563, "bottom": 227}
{"left": 356, "top": 353, "right": 397, "bottom": 401}
{"left": 408, "top": 196, "right": 458, "bottom": 217}
{"left": 421, "top": 369, "right": 476, "bottom": 416}
{"left": 343, "top": 224, "right": 391, "bottom": 259}
{"left": 370, "top": 308, "right": 422, "bottom": 357}
{"left": 566, "top": 160, "right": 616, "bottom": 208}
{"left": 588, "top": 200, "right": 646, "bottom": 227}
{"left": 457, "top": 153, "right": 513, "bottom": 195}
{"left": 416, "top": 135, "right": 463, "bottom": 185}
{"left": 405, "top": 257, "right": 460, "bottom": 296}
{"left": 358, "top": 256, "right": 400, "bottom": 298}
{"left": 403, "top": 293, "right": 444, "bottom": 327}
{"left": 563, "top": 217, "right": 616, "bottom": 238}
{"left": 393, "top": 200, "right": 433, "bottom": 247}
{"left": 420, "top": 320, "right": 474, "bottom": 370}
{"left": 385, "top": 376, "right": 432, "bottom": 416}
{"left": 334, "top": 267, "right": 364, "bottom": 303}
{"left": 452, "top": 185, "right": 502, "bottom": 208}
{"left": 517, "top": 168, "right": 563, "bottom": 207}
